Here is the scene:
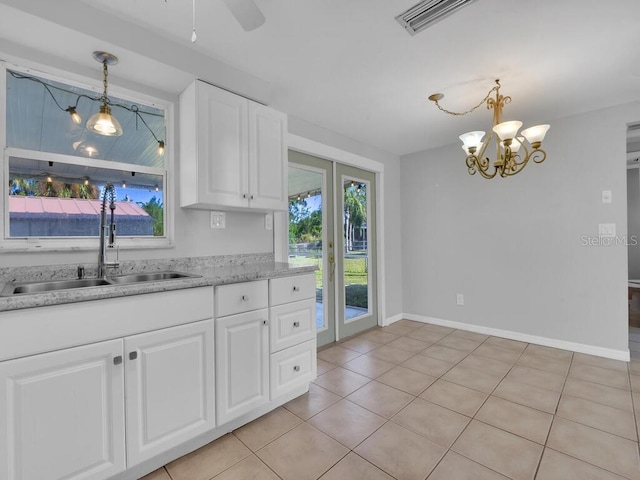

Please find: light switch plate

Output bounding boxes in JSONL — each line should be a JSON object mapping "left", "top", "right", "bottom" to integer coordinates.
{"left": 456, "top": 294, "right": 464, "bottom": 306}
{"left": 210, "top": 211, "right": 225, "bottom": 229}
{"left": 598, "top": 223, "right": 616, "bottom": 237}
{"left": 265, "top": 214, "right": 273, "bottom": 230}
{"left": 602, "top": 190, "right": 612, "bottom": 204}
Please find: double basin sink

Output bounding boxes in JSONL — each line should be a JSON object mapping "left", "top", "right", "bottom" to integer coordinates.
{"left": 1, "top": 271, "right": 200, "bottom": 296}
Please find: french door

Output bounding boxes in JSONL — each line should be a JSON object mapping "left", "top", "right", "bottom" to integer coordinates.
{"left": 288, "top": 151, "right": 377, "bottom": 347}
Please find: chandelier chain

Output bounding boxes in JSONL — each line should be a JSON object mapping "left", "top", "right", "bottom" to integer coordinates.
{"left": 101, "top": 61, "right": 109, "bottom": 104}
{"left": 432, "top": 84, "right": 500, "bottom": 117}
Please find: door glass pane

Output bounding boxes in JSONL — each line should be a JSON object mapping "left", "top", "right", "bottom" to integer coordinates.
{"left": 343, "top": 180, "right": 369, "bottom": 321}
{"left": 288, "top": 166, "right": 324, "bottom": 330}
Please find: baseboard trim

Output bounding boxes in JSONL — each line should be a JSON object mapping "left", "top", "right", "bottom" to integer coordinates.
{"left": 383, "top": 313, "right": 404, "bottom": 327}
{"left": 402, "top": 313, "right": 631, "bottom": 362}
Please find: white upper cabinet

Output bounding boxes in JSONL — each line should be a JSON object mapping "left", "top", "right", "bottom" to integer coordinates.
{"left": 180, "top": 80, "right": 287, "bottom": 211}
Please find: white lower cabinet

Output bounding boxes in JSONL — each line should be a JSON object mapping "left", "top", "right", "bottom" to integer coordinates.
{"left": 125, "top": 320, "right": 215, "bottom": 466}
{"left": 0, "top": 275, "right": 318, "bottom": 480}
{"left": 0, "top": 339, "right": 126, "bottom": 480}
{"left": 215, "top": 308, "right": 270, "bottom": 425}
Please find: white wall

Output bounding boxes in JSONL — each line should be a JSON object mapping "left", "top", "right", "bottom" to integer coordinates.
{"left": 401, "top": 102, "right": 640, "bottom": 355}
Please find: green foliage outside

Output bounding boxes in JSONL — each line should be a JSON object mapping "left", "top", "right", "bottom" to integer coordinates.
{"left": 9, "top": 178, "right": 99, "bottom": 199}
{"left": 139, "top": 196, "right": 164, "bottom": 236}
{"left": 289, "top": 198, "right": 322, "bottom": 244}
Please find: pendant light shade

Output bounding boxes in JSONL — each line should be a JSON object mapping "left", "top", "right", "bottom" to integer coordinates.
{"left": 86, "top": 104, "right": 123, "bottom": 137}
{"left": 87, "top": 52, "right": 123, "bottom": 137}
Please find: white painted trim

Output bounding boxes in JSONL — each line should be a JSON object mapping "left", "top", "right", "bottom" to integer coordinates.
{"left": 384, "top": 313, "right": 404, "bottom": 327}
{"left": 402, "top": 313, "right": 631, "bottom": 362}
{"left": 286, "top": 133, "right": 387, "bottom": 331}
{"left": 287, "top": 134, "right": 384, "bottom": 173}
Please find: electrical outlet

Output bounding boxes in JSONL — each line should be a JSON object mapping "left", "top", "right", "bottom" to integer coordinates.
{"left": 210, "top": 211, "right": 225, "bottom": 229}
{"left": 456, "top": 294, "right": 464, "bottom": 306}
{"left": 598, "top": 223, "right": 615, "bottom": 237}
{"left": 602, "top": 190, "right": 612, "bottom": 204}
{"left": 265, "top": 213, "right": 273, "bottom": 230}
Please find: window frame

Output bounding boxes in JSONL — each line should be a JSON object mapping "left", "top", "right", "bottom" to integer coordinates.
{"left": 0, "top": 61, "right": 174, "bottom": 252}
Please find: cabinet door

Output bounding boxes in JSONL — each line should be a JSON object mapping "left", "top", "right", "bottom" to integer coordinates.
{"left": 0, "top": 340, "right": 125, "bottom": 480}
{"left": 248, "top": 102, "right": 288, "bottom": 211}
{"left": 216, "top": 309, "right": 269, "bottom": 425}
{"left": 125, "top": 320, "right": 215, "bottom": 466}
{"left": 197, "top": 82, "right": 249, "bottom": 208}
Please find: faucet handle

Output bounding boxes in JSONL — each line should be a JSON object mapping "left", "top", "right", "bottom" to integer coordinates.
{"left": 109, "top": 223, "right": 116, "bottom": 246}
{"left": 77, "top": 265, "right": 85, "bottom": 280}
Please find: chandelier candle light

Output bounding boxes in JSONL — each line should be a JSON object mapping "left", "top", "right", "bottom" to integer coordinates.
{"left": 429, "top": 79, "right": 550, "bottom": 179}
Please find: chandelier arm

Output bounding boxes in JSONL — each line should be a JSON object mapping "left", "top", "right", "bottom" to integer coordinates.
{"left": 467, "top": 155, "right": 498, "bottom": 179}
{"left": 532, "top": 149, "right": 547, "bottom": 164}
{"left": 431, "top": 85, "right": 500, "bottom": 117}
{"left": 477, "top": 163, "right": 499, "bottom": 179}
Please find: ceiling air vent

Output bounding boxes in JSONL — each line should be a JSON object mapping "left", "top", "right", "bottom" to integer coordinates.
{"left": 395, "top": 0, "right": 476, "bottom": 35}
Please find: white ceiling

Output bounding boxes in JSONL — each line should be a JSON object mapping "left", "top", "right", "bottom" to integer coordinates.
{"left": 1, "top": 0, "right": 640, "bottom": 157}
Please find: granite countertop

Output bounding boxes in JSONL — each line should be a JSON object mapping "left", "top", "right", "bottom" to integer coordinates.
{"left": 0, "top": 260, "right": 317, "bottom": 313}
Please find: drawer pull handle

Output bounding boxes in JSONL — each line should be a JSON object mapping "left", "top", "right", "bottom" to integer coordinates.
{"left": 241, "top": 295, "right": 249, "bottom": 302}
{"left": 113, "top": 356, "right": 123, "bottom": 366}
{"left": 293, "top": 365, "right": 300, "bottom": 372}
{"left": 129, "top": 351, "right": 138, "bottom": 361}
{"left": 293, "top": 286, "right": 300, "bottom": 292}
{"left": 293, "top": 321, "right": 300, "bottom": 328}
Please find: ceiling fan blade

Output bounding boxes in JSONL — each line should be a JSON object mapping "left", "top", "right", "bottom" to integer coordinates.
{"left": 222, "top": 0, "right": 265, "bottom": 31}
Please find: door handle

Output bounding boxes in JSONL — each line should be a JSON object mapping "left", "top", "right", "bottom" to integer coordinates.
{"left": 328, "top": 240, "right": 335, "bottom": 281}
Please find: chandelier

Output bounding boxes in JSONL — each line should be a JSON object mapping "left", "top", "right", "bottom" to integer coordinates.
{"left": 428, "top": 80, "right": 550, "bottom": 179}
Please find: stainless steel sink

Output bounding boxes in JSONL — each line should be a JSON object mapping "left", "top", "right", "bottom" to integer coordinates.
{"left": 109, "top": 271, "right": 199, "bottom": 284}
{"left": 0, "top": 271, "right": 200, "bottom": 296}
{"left": 2, "top": 278, "right": 112, "bottom": 296}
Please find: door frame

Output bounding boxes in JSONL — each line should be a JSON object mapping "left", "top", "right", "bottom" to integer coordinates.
{"left": 275, "top": 134, "right": 386, "bottom": 341}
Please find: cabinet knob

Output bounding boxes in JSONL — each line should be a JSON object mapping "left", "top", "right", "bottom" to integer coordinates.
{"left": 129, "top": 351, "right": 138, "bottom": 361}
{"left": 241, "top": 295, "right": 249, "bottom": 302}
{"left": 243, "top": 193, "right": 248, "bottom": 199}
{"left": 293, "top": 321, "right": 300, "bottom": 328}
{"left": 263, "top": 320, "right": 268, "bottom": 326}
{"left": 113, "top": 355, "right": 123, "bottom": 366}
{"left": 293, "top": 365, "right": 300, "bottom": 372}
{"left": 292, "top": 286, "right": 300, "bottom": 292}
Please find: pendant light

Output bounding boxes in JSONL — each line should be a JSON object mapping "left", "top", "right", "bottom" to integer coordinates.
{"left": 86, "top": 51, "right": 123, "bottom": 137}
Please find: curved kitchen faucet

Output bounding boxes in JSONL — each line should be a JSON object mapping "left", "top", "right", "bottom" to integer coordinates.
{"left": 98, "top": 182, "right": 119, "bottom": 278}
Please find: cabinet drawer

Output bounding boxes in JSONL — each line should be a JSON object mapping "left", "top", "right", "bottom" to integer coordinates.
{"left": 216, "top": 280, "right": 268, "bottom": 317}
{"left": 270, "top": 299, "right": 316, "bottom": 353}
{"left": 270, "top": 339, "right": 316, "bottom": 399}
{"left": 269, "top": 274, "right": 316, "bottom": 306}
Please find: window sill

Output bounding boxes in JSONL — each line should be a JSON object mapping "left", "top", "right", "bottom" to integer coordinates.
{"left": 0, "top": 237, "right": 174, "bottom": 253}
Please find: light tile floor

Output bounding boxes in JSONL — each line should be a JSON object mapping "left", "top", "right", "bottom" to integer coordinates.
{"left": 143, "top": 320, "right": 640, "bottom": 480}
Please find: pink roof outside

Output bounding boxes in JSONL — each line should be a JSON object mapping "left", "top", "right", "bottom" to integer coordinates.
{"left": 9, "top": 196, "right": 150, "bottom": 216}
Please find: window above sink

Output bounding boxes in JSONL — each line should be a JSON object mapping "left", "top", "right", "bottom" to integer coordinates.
{"left": 0, "top": 62, "right": 174, "bottom": 251}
